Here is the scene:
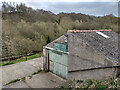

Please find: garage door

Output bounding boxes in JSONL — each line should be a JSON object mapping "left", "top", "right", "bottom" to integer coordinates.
{"left": 48, "top": 50, "right": 68, "bottom": 79}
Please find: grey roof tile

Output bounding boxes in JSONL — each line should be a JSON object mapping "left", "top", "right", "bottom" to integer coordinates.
{"left": 71, "top": 31, "right": 119, "bottom": 60}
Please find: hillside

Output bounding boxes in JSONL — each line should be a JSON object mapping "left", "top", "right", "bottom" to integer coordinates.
{"left": 2, "top": 2, "right": 120, "bottom": 58}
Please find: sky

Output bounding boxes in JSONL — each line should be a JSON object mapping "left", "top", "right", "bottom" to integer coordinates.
{"left": 0, "top": 0, "right": 119, "bottom": 16}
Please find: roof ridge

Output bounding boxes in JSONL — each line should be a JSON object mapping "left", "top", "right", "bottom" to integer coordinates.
{"left": 68, "top": 29, "right": 112, "bottom": 33}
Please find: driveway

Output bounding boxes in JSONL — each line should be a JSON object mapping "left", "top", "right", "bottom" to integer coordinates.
{"left": 3, "top": 71, "right": 66, "bottom": 88}
{"left": 1, "top": 57, "right": 43, "bottom": 85}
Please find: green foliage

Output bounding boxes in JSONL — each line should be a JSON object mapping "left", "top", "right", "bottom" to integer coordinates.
{"left": 45, "top": 69, "right": 49, "bottom": 72}
{"left": 107, "top": 77, "right": 120, "bottom": 88}
{"left": 21, "top": 77, "right": 25, "bottom": 81}
{"left": 82, "top": 79, "right": 93, "bottom": 88}
{"left": 95, "top": 84, "right": 108, "bottom": 89}
{"left": 6, "top": 79, "right": 21, "bottom": 85}
{"left": 32, "top": 69, "right": 42, "bottom": 75}
{"left": 76, "top": 80, "right": 83, "bottom": 83}
{"left": 47, "top": 36, "right": 51, "bottom": 44}
{"left": 2, "top": 62, "right": 15, "bottom": 66}
{"left": 109, "top": 77, "right": 115, "bottom": 86}
{"left": 32, "top": 72, "right": 38, "bottom": 75}
{"left": 40, "top": 52, "right": 43, "bottom": 56}
{"left": 55, "top": 17, "right": 61, "bottom": 24}
{"left": 61, "top": 77, "right": 120, "bottom": 89}
{"left": 59, "top": 86, "right": 65, "bottom": 89}
{"left": 1, "top": 53, "right": 41, "bottom": 67}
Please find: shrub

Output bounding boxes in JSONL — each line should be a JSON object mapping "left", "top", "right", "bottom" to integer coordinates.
{"left": 76, "top": 80, "right": 83, "bottom": 83}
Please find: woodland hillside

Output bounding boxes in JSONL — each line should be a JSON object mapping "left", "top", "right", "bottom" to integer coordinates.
{"left": 1, "top": 2, "right": 120, "bottom": 58}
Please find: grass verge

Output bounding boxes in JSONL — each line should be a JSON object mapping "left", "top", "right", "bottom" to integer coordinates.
{"left": 1, "top": 52, "right": 43, "bottom": 67}
{"left": 58, "top": 77, "right": 120, "bottom": 89}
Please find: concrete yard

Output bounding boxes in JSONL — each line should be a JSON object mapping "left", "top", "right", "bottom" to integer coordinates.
{"left": 3, "top": 81, "right": 30, "bottom": 88}
{"left": 3, "top": 72, "right": 66, "bottom": 88}
{"left": 1, "top": 57, "right": 66, "bottom": 88}
{"left": 1, "top": 57, "right": 43, "bottom": 85}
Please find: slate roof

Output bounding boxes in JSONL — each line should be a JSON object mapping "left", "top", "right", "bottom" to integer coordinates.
{"left": 68, "top": 30, "right": 120, "bottom": 62}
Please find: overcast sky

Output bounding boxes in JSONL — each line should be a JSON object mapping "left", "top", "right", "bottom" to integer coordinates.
{"left": 0, "top": 0, "right": 119, "bottom": 16}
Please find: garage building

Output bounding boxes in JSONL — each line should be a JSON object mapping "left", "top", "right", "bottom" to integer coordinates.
{"left": 43, "top": 30, "right": 120, "bottom": 80}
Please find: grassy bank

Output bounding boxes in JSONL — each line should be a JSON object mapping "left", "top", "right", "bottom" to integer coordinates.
{"left": 0, "top": 52, "right": 43, "bottom": 67}
{"left": 59, "top": 77, "right": 120, "bottom": 89}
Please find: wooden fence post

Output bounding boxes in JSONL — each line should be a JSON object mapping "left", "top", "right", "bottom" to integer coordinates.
{"left": 25, "top": 56, "right": 27, "bottom": 61}
{"left": 8, "top": 57, "right": 10, "bottom": 63}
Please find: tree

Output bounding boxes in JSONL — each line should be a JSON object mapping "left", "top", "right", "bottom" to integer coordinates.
{"left": 55, "top": 17, "right": 61, "bottom": 24}
{"left": 47, "top": 36, "right": 51, "bottom": 44}
{"left": 2, "top": 2, "right": 8, "bottom": 13}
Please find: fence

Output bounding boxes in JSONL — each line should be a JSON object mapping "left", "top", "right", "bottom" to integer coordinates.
{"left": 1, "top": 51, "right": 42, "bottom": 61}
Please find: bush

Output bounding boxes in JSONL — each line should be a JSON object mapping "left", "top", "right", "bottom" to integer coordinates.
{"left": 76, "top": 80, "right": 83, "bottom": 83}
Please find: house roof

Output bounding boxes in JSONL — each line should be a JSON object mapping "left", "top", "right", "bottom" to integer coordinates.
{"left": 68, "top": 30, "right": 120, "bottom": 63}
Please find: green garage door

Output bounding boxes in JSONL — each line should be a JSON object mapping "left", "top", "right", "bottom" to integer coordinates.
{"left": 48, "top": 50, "right": 68, "bottom": 79}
